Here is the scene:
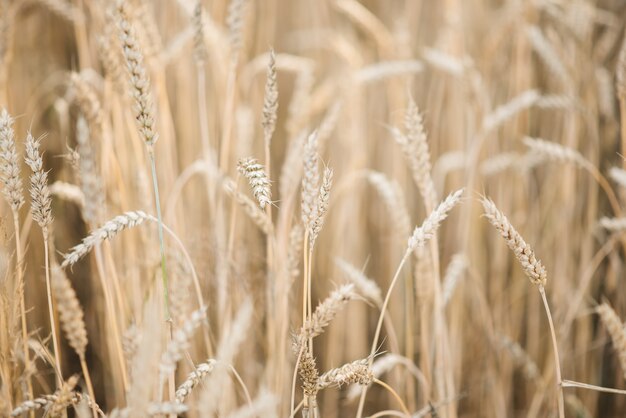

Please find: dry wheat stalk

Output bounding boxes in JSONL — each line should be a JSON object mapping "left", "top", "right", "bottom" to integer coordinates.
{"left": 175, "top": 359, "right": 217, "bottom": 403}
{"left": 309, "top": 166, "right": 333, "bottom": 247}
{"left": 51, "top": 267, "right": 87, "bottom": 359}
{"left": 25, "top": 132, "right": 52, "bottom": 231}
{"left": 0, "top": 108, "right": 24, "bottom": 211}
{"left": 37, "top": 0, "right": 85, "bottom": 24}
{"left": 116, "top": 2, "right": 158, "bottom": 146}
{"left": 61, "top": 211, "right": 150, "bottom": 268}
{"left": 481, "top": 198, "right": 547, "bottom": 286}
{"left": 159, "top": 307, "right": 207, "bottom": 381}
{"left": 408, "top": 188, "right": 464, "bottom": 251}
{"left": 335, "top": 258, "right": 382, "bottom": 306}
{"left": 237, "top": 157, "right": 272, "bottom": 209}
{"left": 317, "top": 358, "right": 373, "bottom": 389}
{"left": 262, "top": 49, "right": 278, "bottom": 146}
{"left": 596, "top": 303, "right": 626, "bottom": 379}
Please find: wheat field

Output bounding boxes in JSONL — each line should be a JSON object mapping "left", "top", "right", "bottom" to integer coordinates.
{"left": 1, "top": 0, "right": 626, "bottom": 417}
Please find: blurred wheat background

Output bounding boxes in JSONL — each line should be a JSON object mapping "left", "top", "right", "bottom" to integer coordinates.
{"left": 2, "top": 0, "right": 626, "bottom": 417}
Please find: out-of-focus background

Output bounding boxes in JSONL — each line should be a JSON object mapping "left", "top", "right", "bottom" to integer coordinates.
{"left": 2, "top": 0, "right": 626, "bottom": 417}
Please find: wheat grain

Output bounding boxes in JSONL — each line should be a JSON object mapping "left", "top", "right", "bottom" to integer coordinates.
{"left": 318, "top": 358, "right": 373, "bottom": 389}
{"left": 481, "top": 197, "right": 547, "bottom": 286}
{"left": 24, "top": 132, "right": 52, "bottom": 231}
{"left": 237, "top": 157, "right": 272, "bottom": 209}
{"left": 116, "top": 2, "right": 158, "bottom": 146}
{"left": 61, "top": 211, "right": 150, "bottom": 268}
{"left": 335, "top": 258, "right": 382, "bottom": 306}
{"left": 0, "top": 108, "right": 24, "bottom": 211}
{"left": 175, "top": 359, "right": 217, "bottom": 403}
{"left": 159, "top": 307, "right": 207, "bottom": 382}
{"left": 309, "top": 166, "right": 333, "bottom": 247}
{"left": 262, "top": 49, "right": 278, "bottom": 146}
{"left": 597, "top": 303, "right": 626, "bottom": 379}
{"left": 408, "top": 188, "right": 464, "bottom": 251}
{"left": 51, "top": 267, "right": 87, "bottom": 359}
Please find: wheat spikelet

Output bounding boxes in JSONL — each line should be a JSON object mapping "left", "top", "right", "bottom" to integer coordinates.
{"left": 262, "top": 48, "right": 278, "bottom": 146}
{"left": 482, "top": 90, "right": 539, "bottom": 132}
{"left": 496, "top": 334, "right": 540, "bottom": 380}
{"left": 159, "top": 307, "right": 207, "bottom": 381}
{"left": 335, "top": 258, "right": 382, "bottom": 306}
{"left": 299, "top": 348, "right": 319, "bottom": 398}
{"left": 523, "top": 136, "right": 589, "bottom": 169}
{"left": 422, "top": 48, "right": 466, "bottom": 76}
{"left": 0, "top": 108, "right": 24, "bottom": 211}
{"left": 76, "top": 115, "right": 104, "bottom": 224}
{"left": 70, "top": 73, "right": 103, "bottom": 137}
{"left": 597, "top": 303, "right": 626, "bottom": 379}
{"left": 51, "top": 266, "right": 87, "bottom": 359}
{"left": 442, "top": 253, "right": 468, "bottom": 306}
{"left": 301, "top": 131, "right": 320, "bottom": 231}
{"left": 147, "top": 402, "right": 188, "bottom": 416}
{"left": 192, "top": 1, "right": 207, "bottom": 64}
{"left": 408, "top": 188, "right": 464, "bottom": 251}
{"left": 526, "top": 25, "right": 571, "bottom": 86}
{"left": 355, "top": 60, "right": 424, "bottom": 84}
{"left": 61, "top": 211, "right": 150, "bottom": 268}
{"left": 237, "top": 157, "right": 272, "bottom": 209}
{"left": 225, "top": 390, "right": 276, "bottom": 418}
{"left": 11, "top": 393, "right": 102, "bottom": 417}
{"left": 481, "top": 197, "right": 547, "bottom": 286}
{"left": 317, "top": 358, "right": 373, "bottom": 390}
{"left": 287, "top": 223, "right": 304, "bottom": 282}
{"left": 366, "top": 170, "right": 411, "bottom": 238}
{"left": 50, "top": 375, "right": 79, "bottom": 417}
{"left": 217, "top": 298, "right": 252, "bottom": 364}
{"left": 24, "top": 132, "right": 53, "bottom": 231}
{"left": 175, "top": 359, "right": 217, "bottom": 403}
{"left": 309, "top": 166, "right": 333, "bottom": 247}
{"left": 299, "top": 284, "right": 355, "bottom": 342}
{"left": 116, "top": 2, "right": 158, "bottom": 146}
{"left": 391, "top": 97, "right": 437, "bottom": 208}
{"left": 599, "top": 217, "right": 626, "bottom": 231}
{"left": 609, "top": 167, "right": 626, "bottom": 189}
{"left": 226, "top": 0, "right": 249, "bottom": 61}
{"left": 223, "top": 177, "right": 272, "bottom": 233}
{"left": 50, "top": 181, "right": 85, "bottom": 207}
{"left": 122, "top": 324, "right": 141, "bottom": 370}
